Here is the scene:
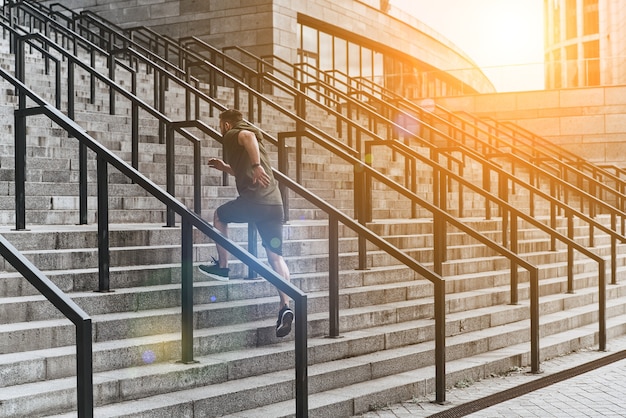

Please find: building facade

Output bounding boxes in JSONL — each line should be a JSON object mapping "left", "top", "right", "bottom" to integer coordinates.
{"left": 544, "top": 0, "right": 626, "bottom": 88}
{"left": 43, "top": 0, "right": 495, "bottom": 98}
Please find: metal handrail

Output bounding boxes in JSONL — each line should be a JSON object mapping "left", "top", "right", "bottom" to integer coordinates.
{"left": 11, "top": 30, "right": 207, "bottom": 226}
{"left": 2, "top": 65, "right": 310, "bottom": 417}
{"left": 243, "top": 52, "right": 626, "bottom": 258}
{"left": 203, "top": 44, "right": 613, "bottom": 350}
{"left": 212, "top": 46, "right": 626, "bottom": 227}
{"left": 0, "top": 234, "right": 93, "bottom": 418}
{"left": 312, "top": 63, "right": 626, "bottom": 218}
{"left": 9, "top": 0, "right": 607, "bottom": 404}
{"left": 443, "top": 111, "right": 626, "bottom": 215}
{"left": 55, "top": 8, "right": 585, "bottom": 372}
{"left": 289, "top": 58, "right": 626, "bottom": 223}
{"left": 196, "top": 43, "right": 623, "bottom": 256}
{"left": 6, "top": 6, "right": 510, "bottom": 407}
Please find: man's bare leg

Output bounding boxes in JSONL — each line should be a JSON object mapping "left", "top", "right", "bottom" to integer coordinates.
{"left": 267, "top": 250, "right": 291, "bottom": 308}
{"left": 213, "top": 210, "right": 229, "bottom": 269}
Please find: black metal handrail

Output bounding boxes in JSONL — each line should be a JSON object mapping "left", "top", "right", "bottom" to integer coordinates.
{"left": 486, "top": 116, "right": 626, "bottom": 188}
{"left": 212, "top": 46, "right": 626, "bottom": 232}
{"left": 8, "top": 0, "right": 607, "bottom": 405}
{"left": 7, "top": 6, "right": 522, "bottom": 405}
{"left": 0, "top": 234, "right": 93, "bottom": 418}
{"left": 289, "top": 59, "right": 626, "bottom": 221}
{"left": 197, "top": 45, "right": 620, "bottom": 287}
{"left": 50, "top": 7, "right": 588, "bottom": 372}
{"left": 207, "top": 44, "right": 614, "bottom": 351}
{"left": 10, "top": 29, "right": 208, "bottom": 225}
{"left": 440, "top": 110, "right": 626, "bottom": 215}
{"left": 2, "top": 63, "right": 310, "bottom": 416}
{"left": 252, "top": 55, "right": 626, "bottom": 274}
{"left": 314, "top": 64, "right": 626, "bottom": 219}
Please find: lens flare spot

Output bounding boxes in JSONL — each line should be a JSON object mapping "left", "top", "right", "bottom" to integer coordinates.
{"left": 210, "top": 295, "right": 217, "bottom": 302}
{"left": 364, "top": 153, "right": 373, "bottom": 164}
{"left": 142, "top": 350, "right": 156, "bottom": 364}
{"left": 270, "top": 237, "right": 282, "bottom": 249}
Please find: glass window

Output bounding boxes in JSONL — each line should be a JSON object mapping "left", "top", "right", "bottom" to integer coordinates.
{"left": 565, "top": 0, "right": 577, "bottom": 39}
{"left": 334, "top": 38, "right": 347, "bottom": 76}
{"left": 319, "top": 32, "right": 333, "bottom": 71}
{"left": 302, "top": 25, "right": 318, "bottom": 56}
{"left": 553, "top": 49, "right": 562, "bottom": 89}
{"left": 551, "top": 0, "right": 561, "bottom": 43}
{"left": 361, "top": 46, "right": 372, "bottom": 78}
{"left": 373, "top": 51, "right": 384, "bottom": 85}
{"left": 583, "top": 0, "right": 599, "bottom": 36}
{"left": 348, "top": 42, "right": 361, "bottom": 77}
{"left": 566, "top": 44, "right": 578, "bottom": 86}
{"left": 584, "top": 40, "right": 600, "bottom": 85}
{"left": 297, "top": 21, "right": 471, "bottom": 98}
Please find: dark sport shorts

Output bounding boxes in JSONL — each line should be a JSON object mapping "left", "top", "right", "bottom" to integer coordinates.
{"left": 215, "top": 197, "right": 285, "bottom": 256}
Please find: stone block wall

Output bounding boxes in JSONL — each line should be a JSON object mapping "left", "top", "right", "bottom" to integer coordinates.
{"left": 437, "top": 86, "right": 626, "bottom": 167}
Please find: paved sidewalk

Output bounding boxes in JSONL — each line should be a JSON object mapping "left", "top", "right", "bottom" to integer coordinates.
{"left": 354, "top": 334, "right": 626, "bottom": 417}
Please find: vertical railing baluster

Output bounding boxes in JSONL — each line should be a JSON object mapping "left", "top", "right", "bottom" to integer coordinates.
{"left": 328, "top": 215, "right": 339, "bottom": 338}
{"left": 15, "top": 37, "right": 26, "bottom": 230}
{"left": 180, "top": 218, "right": 195, "bottom": 363}
{"left": 96, "top": 156, "right": 110, "bottom": 292}
{"left": 76, "top": 319, "right": 94, "bottom": 418}
{"left": 166, "top": 125, "right": 175, "bottom": 226}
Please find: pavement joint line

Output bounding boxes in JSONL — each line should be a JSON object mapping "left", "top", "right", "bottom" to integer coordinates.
{"left": 354, "top": 333, "right": 626, "bottom": 418}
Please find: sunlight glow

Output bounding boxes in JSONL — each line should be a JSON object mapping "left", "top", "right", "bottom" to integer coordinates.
{"left": 391, "top": 0, "right": 545, "bottom": 92}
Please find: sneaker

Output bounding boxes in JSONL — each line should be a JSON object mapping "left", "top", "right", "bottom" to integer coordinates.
{"left": 276, "top": 305, "right": 294, "bottom": 338}
{"left": 198, "top": 257, "right": 229, "bottom": 281}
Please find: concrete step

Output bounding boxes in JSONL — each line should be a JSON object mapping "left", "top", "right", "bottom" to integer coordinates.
{"left": 32, "top": 288, "right": 626, "bottom": 418}
{"left": 1, "top": 15, "right": 624, "bottom": 418}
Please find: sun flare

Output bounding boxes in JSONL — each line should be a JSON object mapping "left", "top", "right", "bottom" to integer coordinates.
{"left": 391, "top": 0, "right": 544, "bottom": 91}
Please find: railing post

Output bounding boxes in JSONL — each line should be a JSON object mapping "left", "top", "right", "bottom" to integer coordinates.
{"left": 499, "top": 172, "right": 508, "bottom": 247}
{"left": 328, "top": 215, "right": 340, "bottom": 338}
{"left": 434, "top": 279, "right": 446, "bottom": 404}
{"left": 567, "top": 211, "right": 574, "bottom": 294}
{"left": 437, "top": 171, "right": 447, "bottom": 263}
{"left": 158, "top": 72, "right": 166, "bottom": 144}
{"left": 76, "top": 319, "right": 94, "bottom": 418}
{"left": 550, "top": 183, "right": 557, "bottom": 251}
{"left": 131, "top": 71, "right": 139, "bottom": 170}
{"left": 530, "top": 268, "right": 541, "bottom": 373}
{"left": 598, "top": 259, "right": 606, "bottom": 352}
{"left": 457, "top": 164, "right": 464, "bottom": 217}
{"left": 433, "top": 214, "right": 443, "bottom": 276}
{"left": 14, "top": 107, "right": 27, "bottom": 231}
{"left": 108, "top": 53, "right": 115, "bottom": 115}
{"left": 166, "top": 125, "right": 175, "bottom": 227}
{"left": 247, "top": 224, "right": 257, "bottom": 279}
{"left": 410, "top": 158, "right": 417, "bottom": 218}
{"left": 96, "top": 156, "right": 111, "bottom": 292}
{"left": 15, "top": 37, "right": 26, "bottom": 231}
{"left": 510, "top": 213, "right": 518, "bottom": 305}
{"left": 611, "top": 214, "right": 617, "bottom": 285}
{"left": 354, "top": 163, "right": 368, "bottom": 270}
{"left": 364, "top": 142, "right": 373, "bottom": 222}
{"left": 295, "top": 294, "right": 308, "bottom": 418}
{"left": 277, "top": 133, "right": 290, "bottom": 222}
{"left": 65, "top": 55, "right": 88, "bottom": 225}
{"left": 180, "top": 218, "right": 196, "bottom": 363}
{"left": 194, "top": 139, "right": 202, "bottom": 215}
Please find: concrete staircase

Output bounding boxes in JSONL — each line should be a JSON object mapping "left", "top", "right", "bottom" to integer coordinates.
{"left": 0, "top": 11, "right": 625, "bottom": 418}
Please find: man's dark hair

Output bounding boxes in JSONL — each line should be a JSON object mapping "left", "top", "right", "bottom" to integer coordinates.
{"left": 219, "top": 109, "right": 243, "bottom": 124}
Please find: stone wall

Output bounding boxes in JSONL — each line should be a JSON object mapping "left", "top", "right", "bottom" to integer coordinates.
{"left": 437, "top": 85, "right": 626, "bottom": 167}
